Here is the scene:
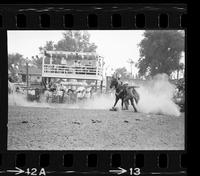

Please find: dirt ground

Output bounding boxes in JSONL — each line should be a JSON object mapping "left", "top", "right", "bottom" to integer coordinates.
{"left": 8, "top": 105, "right": 185, "bottom": 150}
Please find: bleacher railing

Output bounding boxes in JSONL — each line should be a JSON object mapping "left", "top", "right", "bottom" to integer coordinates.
{"left": 42, "top": 64, "right": 103, "bottom": 76}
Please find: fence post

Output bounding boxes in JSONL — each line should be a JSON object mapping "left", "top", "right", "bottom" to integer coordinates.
{"left": 26, "top": 62, "right": 29, "bottom": 96}
{"left": 100, "top": 80, "right": 103, "bottom": 93}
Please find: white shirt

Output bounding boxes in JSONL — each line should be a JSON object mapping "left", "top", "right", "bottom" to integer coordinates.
{"left": 61, "top": 58, "right": 67, "bottom": 65}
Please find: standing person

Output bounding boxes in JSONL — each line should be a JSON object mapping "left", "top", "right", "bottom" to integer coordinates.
{"left": 76, "top": 90, "right": 82, "bottom": 101}
{"left": 77, "top": 61, "right": 80, "bottom": 74}
{"left": 61, "top": 57, "right": 67, "bottom": 65}
{"left": 85, "top": 61, "right": 91, "bottom": 75}
{"left": 49, "top": 81, "right": 53, "bottom": 90}
{"left": 57, "top": 83, "right": 64, "bottom": 103}
{"left": 35, "top": 88, "right": 40, "bottom": 102}
{"left": 73, "top": 60, "right": 78, "bottom": 74}
{"left": 61, "top": 57, "right": 67, "bottom": 73}
{"left": 87, "top": 61, "right": 94, "bottom": 75}
{"left": 78, "top": 61, "right": 84, "bottom": 74}
{"left": 67, "top": 89, "right": 73, "bottom": 103}
{"left": 60, "top": 84, "right": 66, "bottom": 103}
{"left": 72, "top": 89, "right": 77, "bottom": 103}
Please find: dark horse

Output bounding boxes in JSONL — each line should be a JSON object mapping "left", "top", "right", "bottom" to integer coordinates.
{"left": 110, "top": 76, "right": 140, "bottom": 112}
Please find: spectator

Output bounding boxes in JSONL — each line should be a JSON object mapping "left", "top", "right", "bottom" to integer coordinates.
{"left": 77, "top": 61, "right": 84, "bottom": 74}
{"left": 85, "top": 61, "right": 94, "bottom": 75}
{"left": 61, "top": 57, "right": 67, "bottom": 65}
{"left": 73, "top": 60, "right": 78, "bottom": 74}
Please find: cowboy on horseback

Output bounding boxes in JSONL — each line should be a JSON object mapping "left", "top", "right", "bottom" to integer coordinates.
{"left": 110, "top": 74, "right": 124, "bottom": 109}
{"left": 110, "top": 73, "right": 140, "bottom": 112}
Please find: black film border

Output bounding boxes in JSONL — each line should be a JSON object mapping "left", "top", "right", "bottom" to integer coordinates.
{"left": 0, "top": 3, "right": 187, "bottom": 176}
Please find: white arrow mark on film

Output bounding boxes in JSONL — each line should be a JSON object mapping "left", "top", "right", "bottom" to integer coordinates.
{"left": 0, "top": 170, "right": 6, "bottom": 174}
{"left": 7, "top": 167, "right": 25, "bottom": 175}
{"left": 109, "top": 167, "right": 127, "bottom": 175}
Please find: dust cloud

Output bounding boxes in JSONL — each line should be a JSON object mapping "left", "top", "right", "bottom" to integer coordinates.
{"left": 8, "top": 91, "right": 115, "bottom": 110}
{"left": 136, "top": 74, "right": 181, "bottom": 116}
{"left": 73, "top": 94, "right": 116, "bottom": 110}
{"left": 8, "top": 93, "right": 51, "bottom": 108}
{"left": 8, "top": 73, "right": 181, "bottom": 116}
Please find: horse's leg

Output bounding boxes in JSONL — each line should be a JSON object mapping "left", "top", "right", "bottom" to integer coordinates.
{"left": 123, "top": 96, "right": 129, "bottom": 110}
{"left": 130, "top": 98, "right": 137, "bottom": 112}
{"left": 46, "top": 94, "right": 49, "bottom": 103}
{"left": 62, "top": 92, "right": 64, "bottom": 103}
{"left": 121, "top": 98, "right": 124, "bottom": 110}
{"left": 113, "top": 96, "right": 119, "bottom": 108}
{"left": 124, "top": 100, "right": 129, "bottom": 110}
{"left": 132, "top": 89, "right": 139, "bottom": 104}
{"left": 134, "top": 96, "right": 139, "bottom": 105}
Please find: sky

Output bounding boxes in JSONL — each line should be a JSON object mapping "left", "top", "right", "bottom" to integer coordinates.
{"left": 7, "top": 30, "right": 144, "bottom": 75}
{"left": 7, "top": 30, "right": 185, "bottom": 76}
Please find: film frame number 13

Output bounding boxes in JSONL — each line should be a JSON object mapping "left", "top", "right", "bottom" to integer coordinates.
{"left": 130, "top": 168, "right": 140, "bottom": 175}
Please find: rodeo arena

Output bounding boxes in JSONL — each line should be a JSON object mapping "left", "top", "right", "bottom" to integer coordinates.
{"left": 8, "top": 49, "right": 185, "bottom": 150}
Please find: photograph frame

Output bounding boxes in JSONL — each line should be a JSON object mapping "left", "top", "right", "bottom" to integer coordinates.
{"left": 0, "top": 3, "right": 187, "bottom": 176}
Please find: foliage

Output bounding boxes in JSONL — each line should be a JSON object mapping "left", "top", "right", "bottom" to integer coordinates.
{"left": 8, "top": 53, "right": 26, "bottom": 82}
{"left": 114, "top": 67, "right": 130, "bottom": 80}
{"left": 137, "top": 30, "right": 184, "bottom": 77}
{"left": 31, "top": 55, "right": 43, "bottom": 69}
{"left": 32, "top": 31, "right": 98, "bottom": 67}
{"left": 55, "top": 31, "right": 97, "bottom": 52}
{"left": 177, "top": 78, "right": 185, "bottom": 92}
{"left": 174, "top": 78, "right": 185, "bottom": 112}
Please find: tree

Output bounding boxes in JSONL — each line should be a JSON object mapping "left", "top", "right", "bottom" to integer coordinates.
{"left": 31, "top": 41, "right": 55, "bottom": 68}
{"left": 114, "top": 67, "right": 129, "bottom": 80}
{"left": 54, "top": 31, "right": 97, "bottom": 52}
{"left": 40, "top": 41, "right": 54, "bottom": 51}
{"left": 31, "top": 55, "right": 43, "bottom": 69}
{"left": 137, "top": 30, "right": 184, "bottom": 78}
{"left": 8, "top": 53, "right": 26, "bottom": 82}
{"left": 32, "top": 31, "right": 98, "bottom": 67}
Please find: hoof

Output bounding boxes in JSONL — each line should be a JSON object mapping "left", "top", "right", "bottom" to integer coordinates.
{"left": 109, "top": 107, "right": 114, "bottom": 111}
{"left": 110, "top": 107, "right": 118, "bottom": 111}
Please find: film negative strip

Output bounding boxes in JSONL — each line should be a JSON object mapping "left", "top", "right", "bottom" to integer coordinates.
{"left": 0, "top": 3, "right": 187, "bottom": 176}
